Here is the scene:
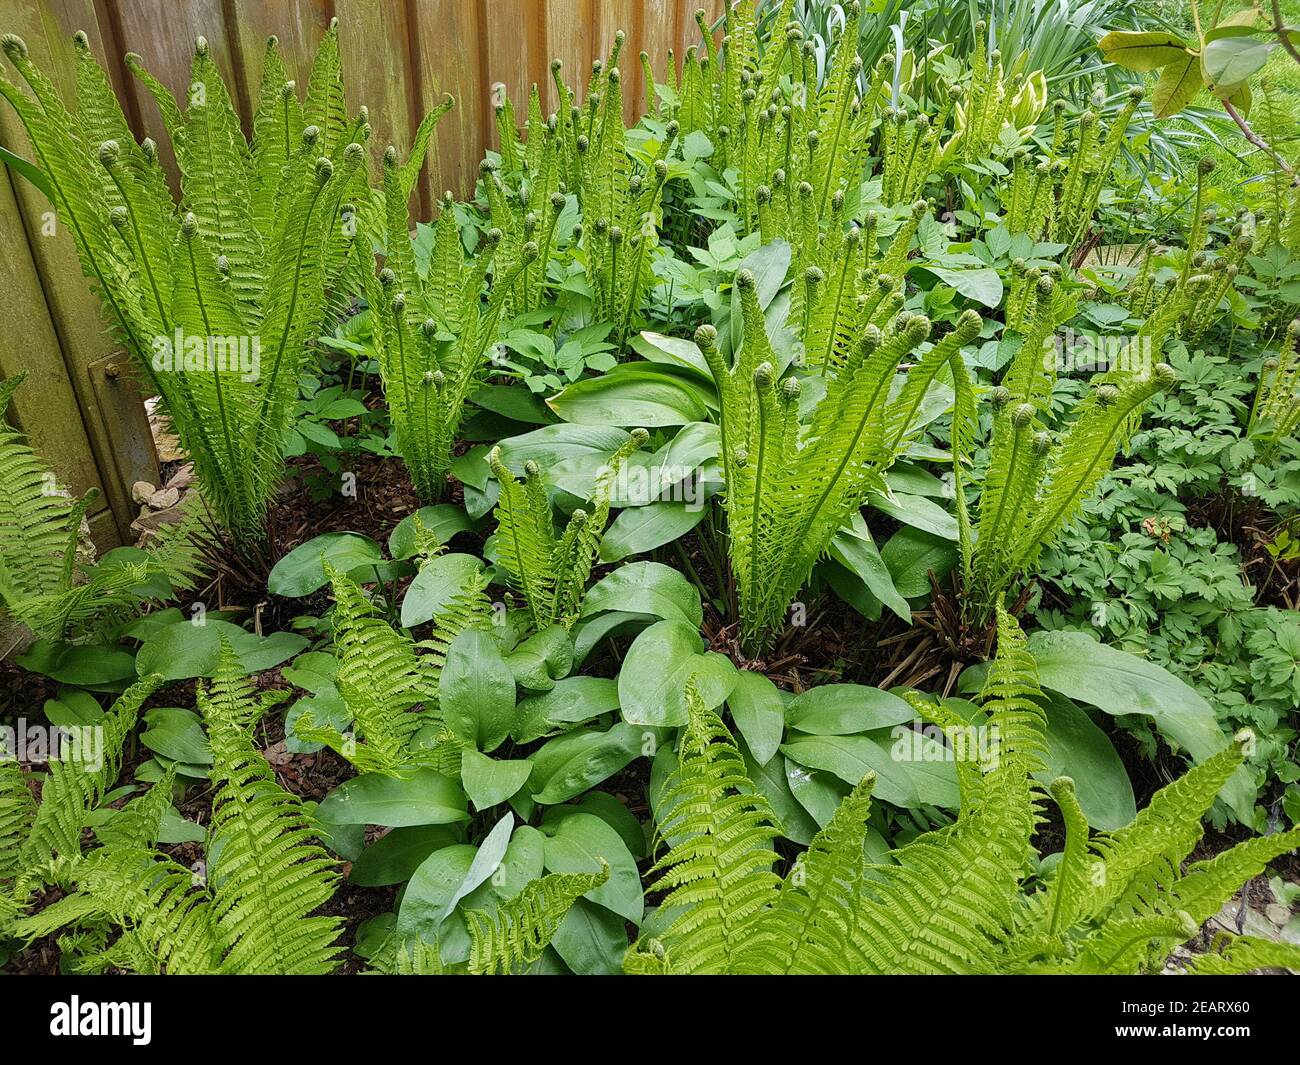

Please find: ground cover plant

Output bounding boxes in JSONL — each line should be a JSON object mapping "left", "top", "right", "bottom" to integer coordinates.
{"left": 0, "top": 2, "right": 1298, "bottom": 979}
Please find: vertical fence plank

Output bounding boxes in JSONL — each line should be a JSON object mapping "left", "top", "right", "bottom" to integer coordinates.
{"left": 545, "top": 0, "right": 591, "bottom": 110}
{"left": 411, "top": 0, "right": 485, "bottom": 206}
{"left": 590, "top": 0, "right": 634, "bottom": 124}
{"left": 0, "top": 0, "right": 159, "bottom": 545}
{"left": 225, "top": 0, "right": 332, "bottom": 130}
{"left": 0, "top": 170, "right": 107, "bottom": 531}
{"left": 485, "top": 0, "right": 544, "bottom": 130}
{"left": 639, "top": 1, "right": 680, "bottom": 111}
{"left": 335, "top": 0, "right": 415, "bottom": 191}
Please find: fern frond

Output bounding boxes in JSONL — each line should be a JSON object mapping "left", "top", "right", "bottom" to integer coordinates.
{"left": 15, "top": 846, "right": 220, "bottom": 975}
{"left": 466, "top": 864, "right": 609, "bottom": 975}
{"left": 1185, "top": 936, "right": 1300, "bottom": 975}
{"left": 736, "top": 774, "right": 876, "bottom": 974}
{"left": 296, "top": 565, "right": 442, "bottom": 774}
{"left": 629, "top": 681, "right": 783, "bottom": 974}
{"left": 201, "top": 641, "right": 342, "bottom": 974}
{"left": 19, "top": 675, "right": 161, "bottom": 880}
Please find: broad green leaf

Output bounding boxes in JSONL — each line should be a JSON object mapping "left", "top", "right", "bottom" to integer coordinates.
{"left": 440, "top": 627, "right": 517, "bottom": 752}
{"left": 540, "top": 812, "right": 643, "bottom": 924}
{"left": 990, "top": 630, "right": 1251, "bottom": 820}
{"left": 581, "top": 561, "right": 704, "bottom": 627}
{"left": 513, "top": 676, "right": 621, "bottom": 743}
{"left": 928, "top": 267, "right": 1003, "bottom": 307}
{"left": 528, "top": 722, "right": 649, "bottom": 804}
{"left": 785, "top": 684, "right": 916, "bottom": 735}
{"left": 829, "top": 517, "right": 911, "bottom": 623}
{"left": 399, "top": 553, "right": 486, "bottom": 627}
{"left": 781, "top": 731, "right": 959, "bottom": 809}
{"left": 388, "top": 505, "right": 476, "bottom": 560}
{"left": 1152, "top": 52, "right": 1203, "bottom": 118}
{"left": 268, "top": 533, "right": 385, "bottom": 597}
{"left": 461, "top": 748, "right": 532, "bottom": 811}
{"left": 494, "top": 424, "right": 631, "bottom": 474}
{"left": 630, "top": 331, "right": 714, "bottom": 380}
{"left": 869, "top": 490, "right": 958, "bottom": 540}
{"left": 785, "top": 762, "right": 850, "bottom": 828}
{"left": 135, "top": 621, "right": 306, "bottom": 680}
{"left": 505, "top": 625, "right": 574, "bottom": 692}
{"left": 17, "top": 640, "right": 136, "bottom": 686}
{"left": 727, "top": 671, "right": 787, "bottom": 766}
{"left": 880, "top": 526, "right": 958, "bottom": 598}
{"left": 599, "top": 499, "right": 708, "bottom": 561}
{"left": 140, "top": 707, "right": 211, "bottom": 766}
{"left": 547, "top": 367, "right": 710, "bottom": 426}
{"left": 316, "top": 769, "right": 469, "bottom": 828}
{"left": 1097, "top": 30, "right": 1192, "bottom": 72}
{"left": 551, "top": 897, "right": 629, "bottom": 975}
{"left": 439, "top": 813, "right": 514, "bottom": 923}
{"left": 1201, "top": 36, "right": 1276, "bottom": 94}
{"left": 348, "top": 825, "right": 461, "bottom": 886}
{"left": 1039, "top": 693, "right": 1135, "bottom": 831}
{"left": 618, "top": 620, "right": 706, "bottom": 726}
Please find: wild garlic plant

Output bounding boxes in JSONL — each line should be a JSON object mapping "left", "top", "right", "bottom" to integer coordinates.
{"left": 626, "top": 608, "right": 1300, "bottom": 975}
{"left": 703, "top": 269, "right": 981, "bottom": 654}
{"left": 0, "top": 23, "right": 417, "bottom": 545}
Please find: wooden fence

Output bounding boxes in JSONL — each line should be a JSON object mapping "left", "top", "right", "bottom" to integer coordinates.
{"left": 0, "top": 0, "right": 719, "bottom": 547}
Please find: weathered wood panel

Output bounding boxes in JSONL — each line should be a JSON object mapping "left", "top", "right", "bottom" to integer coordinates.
{"left": 0, "top": 0, "right": 708, "bottom": 547}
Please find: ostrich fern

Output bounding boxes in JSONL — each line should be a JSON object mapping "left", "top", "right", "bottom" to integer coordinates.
{"left": 703, "top": 269, "right": 981, "bottom": 653}
{"left": 295, "top": 560, "right": 490, "bottom": 776}
{"left": 372, "top": 141, "right": 537, "bottom": 501}
{"left": 0, "top": 675, "right": 161, "bottom": 938}
{"left": 625, "top": 609, "right": 1300, "bottom": 975}
{"left": 489, "top": 429, "right": 648, "bottom": 631}
{"left": 957, "top": 268, "right": 1187, "bottom": 626}
{"left": 0, "top": 373, "right": 206, "bottom": 647}
{"left": 16, "top": 642, "right": 343, "bottom": 974}
{"left": 1250, "top": 319, "right": 1300, "bottom": 449}
{"left": 0, "top": 23, "right": 448, "bottom": 543}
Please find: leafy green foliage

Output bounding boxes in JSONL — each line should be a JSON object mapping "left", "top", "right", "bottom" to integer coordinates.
{"left": 16, "top": 643, "right": 342, "bottom": 974}
{"left": 0, "top": 374, "right": 207, "bottom": 646}
{"left": 627, "top": 609, "right": 1300, "bottom": 974}
{"left": 372, "top": 156, "right": 535, "bottom": 500}
{"left": 489, "top": 430, "right": 648, "bottom": 630}
{"left": 0, "top": 26, "right": 383, "bottom": 542}
{"left": 704, "top": 270, "right": 980, "bottom": 652}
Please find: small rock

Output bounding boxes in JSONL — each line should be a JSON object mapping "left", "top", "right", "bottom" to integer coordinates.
{"left": 165, "top": 463, "right": 195, "bottom": 492}
{"left": 131, "top": 502, "right": 186, "bottom": 535}
{"left": 147, "top": 486, "right": 180, "bottom": 510}
{"left": 131, "top": 480, "right": 158, "bottom": 504}
{"left": 1266, "top": 903, "right": 1291, "bottom": 927}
